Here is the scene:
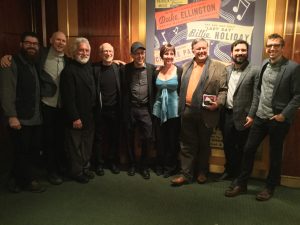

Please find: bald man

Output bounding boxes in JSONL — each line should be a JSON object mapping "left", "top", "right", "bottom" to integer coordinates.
{"left": 92, "top": 43, "right": 124, "bottom": 176}
{"left": 40, "top": 31, "right": 69, "bottom": 185}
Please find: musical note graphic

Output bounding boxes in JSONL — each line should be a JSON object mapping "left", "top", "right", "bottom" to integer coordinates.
{"left": 233, "top": 0, "right": 250, "bottom": 21}
{"left": 173, "top": 27, "right": 179, "bottom": 35}
{"left": 161, "top": 31, "right": 168, "bottom": 45}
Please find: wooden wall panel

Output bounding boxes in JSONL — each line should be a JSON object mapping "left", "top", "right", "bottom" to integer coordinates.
{"left": 283, "top": 110, "right": 300, "bottom": 176}
{"left": 0, "top": 0, "right": 33, "bottom": 56}
{"left": 77, "top": 0, "right": 130, "bottom": 62}
{"left": 45, "top": 0, "right": 58, "bottom": 45}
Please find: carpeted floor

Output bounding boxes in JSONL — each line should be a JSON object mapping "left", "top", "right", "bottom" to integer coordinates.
{"left": 0, "top": 170, "right": 300, "bottom": 225}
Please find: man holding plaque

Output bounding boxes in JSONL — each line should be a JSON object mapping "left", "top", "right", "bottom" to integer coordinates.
{"left": 171, "top": 38, "right": 227, "bottom": 186}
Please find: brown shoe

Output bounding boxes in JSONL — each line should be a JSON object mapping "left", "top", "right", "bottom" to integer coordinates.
{"left": 197, "top": 173, "right": 207, "bottom": 184}
{"left": 171, "top": 176, "right": 189, "bottom": 186}
{"left": 25, "top": 180, "right": 46, "bottom": 193}
{"left": 225, "top": 185, "right": 247, "bottom": 197}
{"left": 256, "top": 188, "right": 274, "bottom": 201}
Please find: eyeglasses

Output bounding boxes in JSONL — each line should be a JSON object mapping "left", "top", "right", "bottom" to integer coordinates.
{"left": 266, "top": 44, "right": 282, "bottom": 49}
{"left": 23, "top": 41, "right": 39, "bottom": 47}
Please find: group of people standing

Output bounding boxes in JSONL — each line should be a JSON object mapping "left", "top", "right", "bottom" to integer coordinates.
{"left": 0, "top": 31, "right": 299, "bottom": 202}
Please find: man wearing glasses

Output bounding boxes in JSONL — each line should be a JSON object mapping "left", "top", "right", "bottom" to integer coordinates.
{"left": 225, "top": 33, "right": 300, "bottom": 201}
{"left": 0, "top": 32, "right": 45, "bottom": 193}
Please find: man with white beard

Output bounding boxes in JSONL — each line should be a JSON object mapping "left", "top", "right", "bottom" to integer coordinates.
{"left": 60, "top": 37, "right": 96, "bottom": 184}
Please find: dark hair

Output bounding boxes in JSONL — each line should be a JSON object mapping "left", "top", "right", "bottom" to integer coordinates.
{"left": 159, "top": 43, "right": 176, "bottom": 58}
{"left": 231, "top": 40, "right": 249, "bottom": 52}
{"left": 267, "top": 33, "right": 285, "bottom": 46}
{"left": 20, "top": 31, "right": 39, "bottom": 43}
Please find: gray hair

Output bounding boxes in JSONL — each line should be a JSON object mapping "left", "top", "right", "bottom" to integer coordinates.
{"left": 70, "top": 37, "right": 91, "bottom": 59}
{"left": 191, "top": 38, "right": 208, "bottom": 49}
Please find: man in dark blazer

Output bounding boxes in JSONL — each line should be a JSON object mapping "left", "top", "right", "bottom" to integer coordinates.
{"left": 60, "top": 37, "right": 96, "bottom": 184}
{"left": 93, "top": 43, "right": 124, "bottom": 176}
{"left": 217, "top": 40, "right": 259, "bottom": 181}
{"left": 123, "top": 42, "right": 156, "bottom": 179}
{"left": 171, "top": 38, "right": 228, "bottom": 186}
{"left": 225, "top": 33, "right": 300, "bottom": 201}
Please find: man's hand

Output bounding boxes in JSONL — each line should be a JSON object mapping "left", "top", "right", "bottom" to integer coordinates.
{"left": 204, "top": 101, "right": 219, "bottom": 111}
{"left": 113, "top": 59, "right": 126, "bottom": 65}
{"left": 73, "top": 119, "right": 83, "bottom": 129}
{"left": 1, "top": 55, "right": 12, "bottom": 68}
{"left": 9, "top": 117, "right": 21, "bottom": 130}
{"left": 244, "top": 116, "right": 253, "bottom": 128}
{"left": 270, "top": 114, "right": 285, "bottom": 122}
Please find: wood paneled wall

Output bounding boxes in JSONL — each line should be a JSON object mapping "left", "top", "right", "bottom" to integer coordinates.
{"left": 77, "top": 0, "right": 130, "bottom": 62}
{"left": 0, "top": 0, "right": 39, "bottom": 56}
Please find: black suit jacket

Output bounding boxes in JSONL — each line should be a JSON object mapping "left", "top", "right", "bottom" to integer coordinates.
{"left": 39, "top": 47, "right": 70, "bottom": 98}
{"left": 123, "top": 62, "right": 156, "bottom": 123}
{"left": 60, "top": 60, "right": 96, "bottom": 129}
{"left": 93, "top": 62, "right": 124, "bottom": 112}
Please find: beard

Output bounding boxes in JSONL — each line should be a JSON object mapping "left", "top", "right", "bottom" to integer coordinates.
{"left": 75, "top": 55, "right": 90, "bottom": 64}
{"left": 232, "top": 55, "right": 247, "bottom": 65}
{"left": 21, "top": 48, "right": 39, "bottom": 63}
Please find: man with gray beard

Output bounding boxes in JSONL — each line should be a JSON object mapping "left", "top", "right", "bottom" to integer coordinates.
{"left": 60, "top": 37, "right": 96, "bottom": 184}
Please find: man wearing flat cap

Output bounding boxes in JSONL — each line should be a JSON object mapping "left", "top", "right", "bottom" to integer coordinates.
{"left": 123, "top": 42, "right": 156, "bottom": 179}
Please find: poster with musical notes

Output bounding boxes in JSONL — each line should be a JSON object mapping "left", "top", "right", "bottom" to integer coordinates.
{"left": 154, "top": 0, "right": 256, "bottom": 66}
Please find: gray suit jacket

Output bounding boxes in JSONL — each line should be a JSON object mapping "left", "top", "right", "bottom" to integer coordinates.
{"left": 179, "top": 57, "right": 228, "bottom": 128}
{"left": 226, "top": 62, "right": 260, "bottom": 130}
{"left": 254, "top": 57, "right": 300, "bottom": 123}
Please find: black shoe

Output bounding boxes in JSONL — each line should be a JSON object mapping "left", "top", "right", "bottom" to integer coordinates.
{"left": 74, "top": 174, "right": 89, "bottom": 184}
{"left": 215, "top": 172, "right": 232, "bottom": 182}
{"left": 155, "top": 167, "right": 163, "bottom": 176}
{"left": 48, "top": 173, "right": 63, "bottom": 185}
{"left": 83, "top": 170, "right": 95, "bottom": 179}
{"left": 140, "top": 169, "right": 150, "bottom": 179}
{"left": 127, "top": 166, "right": 136, "bottom": 176}
{"left": 7, "top": 178, "right": 22, "bottom": 193}
{"left": 95, "top": 165, "right": 105, "bottom": 176}
{"left": 25, "top": 180, "right": 46, "bottom": 193}
{"left": 110, "top": 164, "right": 120, "bottom": 174}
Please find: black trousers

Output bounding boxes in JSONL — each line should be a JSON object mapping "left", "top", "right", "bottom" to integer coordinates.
{"left": 221, "top": 109, "right": 250, "bottom": 177}
{"left": 65, "top": 124, "right": 94, "bottom": 177}
{"left": 154, "top": 116, "right": 180, "bottom": 173}
{"left": 127, "top": 106, "right": 152, "bottom": 169}
{"left": 10, "top": 125, "right": 43, "bottom": 185}
{"left": 93, "top": 107, "right": 121, "bottom": 166}
{"left": 42, "top": 103, "right": 65, "bottom": 174}
{"left": 237, "top": 117, "right": 290, "bottom": 189}
{"left": 180, "top": 107, "right": 213, "bottom": 181}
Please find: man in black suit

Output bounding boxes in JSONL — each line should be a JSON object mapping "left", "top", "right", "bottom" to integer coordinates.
{"left": 217, "top": 40, "right": 259, "bottom": 181}
{"left": 93, "top": 43, "right": 124, "bottom": 176}
{"left": 60, "top": 37, "right": 96, "bottom": 184}
{"left": 123, "top": 42, "right": 156, "bottom": 179}
{"left": 225, "top": 33, "right": 300, "bottom": 201}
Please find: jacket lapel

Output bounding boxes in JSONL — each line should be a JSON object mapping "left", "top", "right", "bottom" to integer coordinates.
{"left": 234, "top": 65, "right": 250, "bottom": 94}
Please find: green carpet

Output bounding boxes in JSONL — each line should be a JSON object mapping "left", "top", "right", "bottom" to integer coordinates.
{"left": 0, "top": 171, "right": 299, "bottom": 225}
